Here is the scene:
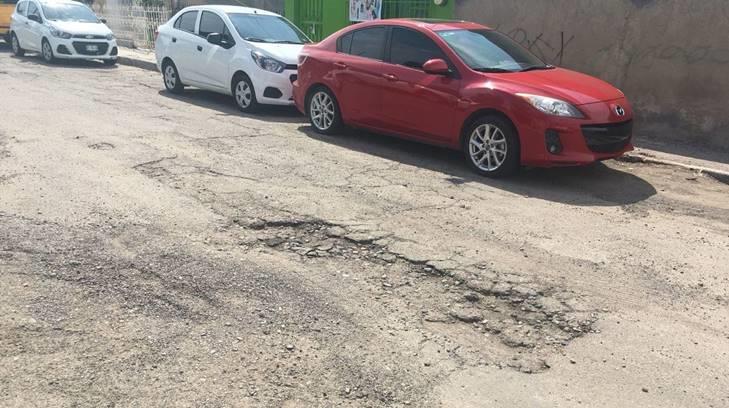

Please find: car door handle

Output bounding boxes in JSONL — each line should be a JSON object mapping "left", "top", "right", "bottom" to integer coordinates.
{"left": 382, "top": 74, "right": 398, "bottom": 81}
{"left": 334, "top": 62, "right": 348, "bottom": 69}
{"left": 197, "top": 45, "right": 203, "bottom": 51}
{"left": 171, "top": 37, "right": 177, "bottom": 43}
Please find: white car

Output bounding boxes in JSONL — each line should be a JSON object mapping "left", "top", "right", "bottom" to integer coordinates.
{"left": 155, "top": 5, "right": 310, "bottom": 112}
{"left": 10, "top": 0, "right": 118, "bottom": 65}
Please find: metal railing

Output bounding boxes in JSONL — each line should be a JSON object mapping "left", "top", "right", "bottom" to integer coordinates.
{"left": 97, "top": 3, "right": 171, "bottom": 50}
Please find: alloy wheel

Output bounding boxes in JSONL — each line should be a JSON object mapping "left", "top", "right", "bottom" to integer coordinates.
{"left": 164, "top": 65, "right": 176, "bottom": 89}
{"left": 42, "top": 41, "right": 53, "bottom": 62}
{"left": 310, "top": 91, "right": 334, "bottom": 131}
{"left": 468, "top": 123, "right": 508, "bottom": 172}
{"left": 235, "top": 80, "right": 252, "bottom": 109}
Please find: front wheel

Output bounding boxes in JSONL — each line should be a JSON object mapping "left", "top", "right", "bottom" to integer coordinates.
{"left": 11, "top": 33, "right": 25, "bottom": 57}
{"left": 306, "top": 87, "right": 342, "bottom": 134}
{"left": 463, "top": 115, "right": 520, "bottom": 177}
{"left": 233, "top": 75, "right": 258, "bottom": 113}
{"left": 162, "top": 60, "right": 184, "bottom": 94}
{"left": 41, "top": 39, "right": 55, "bottom": 63}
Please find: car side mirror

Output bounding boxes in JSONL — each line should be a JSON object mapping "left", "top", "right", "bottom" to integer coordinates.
{"left": 28, "top": 14, "right": 42, "bottom": 23}
{"left": 100, "top": 18, "right": 107, "bottom": 24}
{"left": 423, "top": 58, "right": 450, "bottom": 76}
{"left": 207, "top": 33, "right": 222, "bottom": 46}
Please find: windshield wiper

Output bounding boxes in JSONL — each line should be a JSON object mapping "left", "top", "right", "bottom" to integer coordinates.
{"left": 244, "top": 37, "right": 269, "bottom": 43}
{"left": 520, "top": 64, "right": 555, "bottom": 72}
{"left": 472, "top": 67, "right": 514, "bottom": 73}
{"left": 270, "top": 40, "right": 303, "bottom": 44}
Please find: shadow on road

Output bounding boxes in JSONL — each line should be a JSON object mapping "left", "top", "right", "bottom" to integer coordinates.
{"left": 158, "top": 89, "right": 305, "bottom": 124}
{"left": 301, "top": 125, "right": 657, "bottom": 207}
{"left": 9, "top": 54, "right": 118, "bottom": 70}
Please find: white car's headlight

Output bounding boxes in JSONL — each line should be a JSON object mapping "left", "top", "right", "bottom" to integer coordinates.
{"left": 251, "top": 50, "right": 284, "bottom": 73}
{"left": 106, "top": 33, "right": 115, "bottom": 41}
{"left": 48, "top": 25, "right": 72, "bottom": 39}
{"left": 517, "top": 93, "right": 584, "bottom": 118}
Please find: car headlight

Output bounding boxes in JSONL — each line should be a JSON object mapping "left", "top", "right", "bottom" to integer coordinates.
{"left": 106, "top": 33, "right": 115, "bottom": 41}
{"left": 48, "top": 25, "right": 72, "bottom": 39}
{"left": 251, "top": 50, "right": 284, "bottom": 73}
{"left": 517, "top": 93, "right": 584, "bottom": 118}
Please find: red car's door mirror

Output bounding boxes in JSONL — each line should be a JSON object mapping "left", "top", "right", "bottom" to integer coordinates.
{"left": 423, "top": 59, "right": 450, "bottom": 75}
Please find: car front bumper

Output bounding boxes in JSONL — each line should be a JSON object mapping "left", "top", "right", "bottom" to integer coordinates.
{"left": 516, "top": 97, "right": 635, "bottom": 167}
{"left": 253, "top": 68, "right": 298, "bottom": 106}
{"left": 49, "top": 37, "right": 118, "bottom": 60}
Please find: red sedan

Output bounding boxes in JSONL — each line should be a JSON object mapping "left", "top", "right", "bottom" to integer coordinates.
{"left": 293, "top": 19, "right": 633, "bottom": 177}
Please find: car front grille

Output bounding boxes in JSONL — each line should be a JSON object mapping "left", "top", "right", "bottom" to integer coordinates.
{"left": 73, "top": 34, "right": 107, "bottom": 40}
{"left": 71, "top": 41, "right": 109, "bottom": 56}
{"left": 581, "top": 120, "right": 633, "bottom": 153}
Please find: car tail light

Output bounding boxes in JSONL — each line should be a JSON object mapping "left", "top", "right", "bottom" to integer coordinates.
{"left": 154, "top": 29, "right": 159, "bottom": 42}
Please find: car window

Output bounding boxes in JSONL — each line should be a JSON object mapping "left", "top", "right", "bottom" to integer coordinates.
{"left": 41, "top": 2, "right": 98, "bottom": 23}
{"left": 227, "top": 13, "right": 310, "bottom": 44}
{"left": 389, "top": 27, "right": 447, "bottom": 70}
{"left": 26, "top": 1, "right": 39, "bottom": 18}
{"left": 174, "top": 10, "right": 198, "bottom": 33}
{"left": 348, "top": 27, "right": 387, "bottom": 60}
{"left": 198, "top": 11, "right": 225, "bottom": 38}
{"left": 337, "top": 32, "right": 353, "bottom": 53}
{"left": 15, "top": 1, "right": 26, "bottom": 15}
{"left": 438, "top": 29, "right": 547, "bottom": 72}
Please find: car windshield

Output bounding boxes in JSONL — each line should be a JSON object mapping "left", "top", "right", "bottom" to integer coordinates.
{"left": 227, "top": 13, "right": 310, "bottom": 44}
{"left": 437, "top": 29, "right": 552, "bottom": 73}
{"left": 41, "top": 3, "right": 99, "bottom": 23}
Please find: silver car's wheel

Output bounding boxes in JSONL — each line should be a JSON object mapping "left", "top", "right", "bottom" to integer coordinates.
{"left": 310, "top": 91, "right": 335, "bottom": 131}
{"left": 468, "top": 123, "right": 508, "bottom": 172}
{"left": 164, "top": 65, "right": 176, "bottom": 89}
{"left": 42, "top": 40, "right": 54, "bottom": 63}
{"left": 11, "top": 34, "right": 21, "bottom": 55}
{"left": 235, "top": 80, "right": 252, "bottom": 109}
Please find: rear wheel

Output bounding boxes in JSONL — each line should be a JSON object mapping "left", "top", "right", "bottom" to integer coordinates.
{"left": 11, "top": 33, "right": 24, "bottom": 57}
{"left": 463, "top": 115, "right": 520, "bottom": 177}
{"left": 162, "top": 60, "right": 184, "bottom": 94}
{"left": 307, "top": 87, "right": 342, "bottom": 134}
{"left": 41, "top": 39, "right": 55, "bottom": 63}
{"left": 233, "top": 74, "right": 258, "bottom": 113}
{"left": 103, "top": 58, "right": 117, "bottom": 66}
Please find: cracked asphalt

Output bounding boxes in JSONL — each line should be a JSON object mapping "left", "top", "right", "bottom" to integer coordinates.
{"left": 1, "top": 45, "right": 728, "bottom": 407}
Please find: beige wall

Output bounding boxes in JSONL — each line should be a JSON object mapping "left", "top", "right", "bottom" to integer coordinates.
{"left": 455, "top": 0, "right": 729, "bottom": 150}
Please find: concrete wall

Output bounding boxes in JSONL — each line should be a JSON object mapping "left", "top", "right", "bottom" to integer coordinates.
{"left": 455, "top": 0, "right": 729, "bottom": 151}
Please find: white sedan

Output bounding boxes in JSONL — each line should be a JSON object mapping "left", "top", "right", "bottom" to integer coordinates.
{"left": 155, "top": 5, "right": 310, "bottom": 112}
{"left": 10, "top": 0, "right": 118, "bottom": 65}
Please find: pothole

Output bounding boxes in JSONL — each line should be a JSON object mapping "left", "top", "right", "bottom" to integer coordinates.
{"left": 88, "top": 142, "right": 115, "bottom": 150}
{"left": 238, "top": 217, "right": 599, "bottom": 372}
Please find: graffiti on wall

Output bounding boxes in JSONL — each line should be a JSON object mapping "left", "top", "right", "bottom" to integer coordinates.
{"left": 496, "top": 25, "right": 575, "bottom": 65}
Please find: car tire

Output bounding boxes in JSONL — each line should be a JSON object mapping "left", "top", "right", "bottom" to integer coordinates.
{"left": 306, "top": 86, "right": 343, "bottom": 135}
{"left": 41, "top": 39, "right": 55, "bottom": 63}
{"left": 232, "top": 74, "right": 258, "bottom": 113}
{"left": 463, "top": 115, "right": 520, "bottom": 178}
{"left": 103, "top": 58, "right": 117, "bottom": 66}
{"left": 11, "top": 33, "right": 25, "bottom": 57}
{"left": 162, "top": 60, "right": 184, "bottom": 94}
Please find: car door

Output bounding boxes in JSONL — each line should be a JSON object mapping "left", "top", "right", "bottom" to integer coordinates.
{"left": 167, "top": 10, "right": 200, "bottom": 85}
{"left": 23, "top": 0, "right": 41, "bottom": 50}
{"left": 10, "top": 1, "right": 27, "bottom": 45}
{"left": 332, "top": 26, "right": 389, "bottom": 128}
{"left": 380, "top": 26, "right": 461, "bottom": 143}
{"left": 195, "top": 10, "right": 235, "bottom": 91}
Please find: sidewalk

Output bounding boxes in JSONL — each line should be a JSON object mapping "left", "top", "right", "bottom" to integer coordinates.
{"left": 118, "top": 47, "right": 157, "bottom": 72}
{"left": 115, "top": 46, "right": 728, "bottom": 184}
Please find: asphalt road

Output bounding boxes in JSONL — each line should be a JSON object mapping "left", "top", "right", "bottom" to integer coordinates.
{"left": 1, "top": 46, "right": 728, "bottom": 407}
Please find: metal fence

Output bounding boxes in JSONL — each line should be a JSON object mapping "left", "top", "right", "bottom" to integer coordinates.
{"left": 97, "top": 4, "right": 171, "bottom": 50}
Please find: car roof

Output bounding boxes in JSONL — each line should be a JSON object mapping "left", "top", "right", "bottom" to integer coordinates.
{"left": 361, "top": 18, "right": 489, "bottom": 31}
{"left": 37, "top": 0, "right": 86, "bottom": 5}
{"left": 180, "top": 5, "right": 279, "bottom": 17}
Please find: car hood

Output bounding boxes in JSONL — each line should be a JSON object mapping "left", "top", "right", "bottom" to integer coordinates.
{"left": 47, "top": 20, "right": 112, "bottom": 36}
{"left": 495, "top": 67, "right": 624, "bottom": 106}
{"left": 250, "top": 43, "right": 304, "bottom": 65}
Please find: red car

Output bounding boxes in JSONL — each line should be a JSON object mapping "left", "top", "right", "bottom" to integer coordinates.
{"left": 293, "top": 19, "right": 633, "bottom": 177}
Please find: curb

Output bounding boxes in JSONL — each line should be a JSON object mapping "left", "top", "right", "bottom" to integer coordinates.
{"left": 619, "top": 153, "right": 729, "bottom": 185}
{"left": 117, "top": 55, "right": 158, "bottom": 72}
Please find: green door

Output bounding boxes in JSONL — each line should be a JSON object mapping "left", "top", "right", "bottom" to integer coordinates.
{"left": 294, "top": 0, "right": 324, "bottom": 41}
{"left": 382, "top": 0, "right": 430, "bottom": 19}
